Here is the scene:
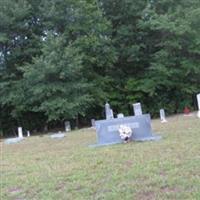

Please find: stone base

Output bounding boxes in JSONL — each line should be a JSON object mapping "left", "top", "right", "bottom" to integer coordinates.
{"left": 133, "top": 135, "right": 162, "bottom": 142}
{"left": 50, "top": 133, "right": 65, "bottom": 139}
{"left": 89, "top": 135, "right": 162, "bottom": 147}
{"left": 197, "top": 111, "right": 200, "bottom": 118}
{"left": 4, "top": 137, "right": 24, "bottom": 144}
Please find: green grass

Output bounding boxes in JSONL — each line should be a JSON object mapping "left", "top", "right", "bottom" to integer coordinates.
{"left": 1, "top": 114, "right": 200, "bottom": 200}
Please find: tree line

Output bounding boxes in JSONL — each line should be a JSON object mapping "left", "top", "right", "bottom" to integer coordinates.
{"left": 1, "top": 0, "right": 200, "bottom": 136}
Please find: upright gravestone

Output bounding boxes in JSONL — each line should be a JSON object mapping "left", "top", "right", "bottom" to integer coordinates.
{"left": 133, "top": 103, "right": 142, "bottom": 116}
{"left": 160, "top": 109, "right": 167, "bottom": 123}
{"left": 105, "top": 103, "right": 114, "bottom": 119}
{"left": 117, "top": 113, "right": 124, "bottom": 118}
{"left": 92, "top": 114, "right": 161, "bottom": 147}
{"left": 4, "top": 127, "right": 24, "bottom": 144}
{"left": 27, "top": 130, "right": 30, "bottom": 137}
{"left": 91, "top": 119, "right": 95, "bottom": 127}
{"left": 18, "top": 127, "right": 23, "bottom": 138}
{"left": 65, "top": 121, "right": 71, "bottom": 132}
{"left": 197, "top": 94, "right": 200, "bottom": 118}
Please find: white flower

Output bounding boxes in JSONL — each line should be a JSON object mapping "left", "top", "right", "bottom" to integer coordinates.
{"left": 118, "top": 125, "right": 132, "bottom": 140}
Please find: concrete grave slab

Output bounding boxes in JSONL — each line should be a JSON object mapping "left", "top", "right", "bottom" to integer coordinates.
{"left": 4, "top": 137, "right": 24, "bottom": 144}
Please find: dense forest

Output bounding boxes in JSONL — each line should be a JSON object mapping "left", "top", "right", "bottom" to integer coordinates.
{"left": 1, "top": 0, "right": 200, "bottom": 136}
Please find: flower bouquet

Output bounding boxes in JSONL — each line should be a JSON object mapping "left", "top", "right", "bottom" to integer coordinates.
{"left": 118, "top": 125, "right": 132, "bottom": 143}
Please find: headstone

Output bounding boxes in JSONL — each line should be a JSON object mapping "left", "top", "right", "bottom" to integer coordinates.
{"left": 27, "top": 131, "right": 30, "bottom": 137}
{"left": 91, "top": 119, "right": 96, "bottom": 127}
{"left": 110, "top": 109, "right": 114, "bottom": 119}
{"left": 133, "top": 103, "right": 142, "bottom": 116}
{"left": 160, "top": 109, "right": 167, "bottom": 123}
{"left": 44, "top": 125, "right": 48, "bottom": 132}
{"left": 197, "top": 94, "right": 200, "bottom": 118}
{"left": 183, "top": 106, "right": 192, "bottom": 116}
{"left": 4, "top": 137, "right": 23, "bottom": 144}
{"left": 105, "top": 103, "right": 114, "bottom": 119}
{"left": 18, "top": 127, "right": 23, "bottom": 138}
{"left": 117, "top": 113, "right": 124, "bottom": 118}
{"left": 50, "top": 132, "right": 65, "bottom": 139}
{"left": 91, "top": 114, "right": 161, "bottom": 147}
{"left": 64, "top": 121, "right": 71, "bottom": 132}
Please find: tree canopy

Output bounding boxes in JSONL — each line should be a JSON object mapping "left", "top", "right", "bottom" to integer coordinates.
{"left": 1, "top": 0, "right": 200, "bottom": 136}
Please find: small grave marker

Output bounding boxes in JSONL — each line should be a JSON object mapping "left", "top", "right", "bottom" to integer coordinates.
{"left": 91, "top": 119, "right": 95, "bottom": 127}
{"left": 50, "top": 132, "right": 65, "bottom": 139}
{"left": 160, "top": 109, "right": 167, "bottom": 123}
{"left": 18, "top": 127, "right": 23, "bottom": 138}
{"left": 133, "top": 103, "right": 142, "bottom": 116}
{"left": 105, "top": 102, "right": 114, "bottom": 119}
{"left": 197, "top": 94, "right": 200, "bottom": 118}
{"left": 64, "top": 121, "right": 71, "bottom": 132}
{"left": 27, "top": 131, "right": 30, "bottom": 137}
{"left": 117, "top": 113, "right": 124, "bottom": 118}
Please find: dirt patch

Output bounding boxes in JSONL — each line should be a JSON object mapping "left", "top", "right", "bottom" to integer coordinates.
{"left": 8, "top": 187, "right": 23, "bottom": 194}
{"left": 160, "top": 186, "right": 180, "bottom": 193}
{"left": 125, "top": 160, "right": 133, "bottom": 168}
{"left": 136, "top": 191, "right": 156, "bottom": 200}
{"left": 159, "top": 171, "right": 167, "bottom": 177}
{"left": 55, "top": 182, "right": 65, "bottom": 191}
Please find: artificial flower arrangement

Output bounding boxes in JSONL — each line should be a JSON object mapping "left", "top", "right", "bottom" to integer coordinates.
{"left": 118, "top": 124, "right": 132, "bottom": 143}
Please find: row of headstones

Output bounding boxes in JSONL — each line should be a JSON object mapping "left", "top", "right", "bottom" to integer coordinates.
{"left": 92, "top": 93, "right": 200, "bottom": 126}
{"left": 105, "top": 102, "right": 142, "bottom": 120}
{"left": 9, "top": 121, "right": 71, "bottom": 140}
{"left": 105, "top": 102, "right": 167, "bottom": 122}
{"left": 16, "top": 127, "right": 30, "bottom": 138}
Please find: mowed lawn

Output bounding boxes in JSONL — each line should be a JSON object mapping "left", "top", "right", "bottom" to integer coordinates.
{"left": 1, "top": 115, "right": 200, "bottom": 200}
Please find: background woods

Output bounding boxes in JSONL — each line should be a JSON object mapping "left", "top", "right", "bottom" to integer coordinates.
{"left": 1, "top": 0, "right": 200, "bottom": 136}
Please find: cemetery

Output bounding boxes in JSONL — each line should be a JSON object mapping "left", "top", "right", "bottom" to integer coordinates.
{"left": 1, "top": 97, "right": 200, "bottom": 199}
{"left": 1, "top": 0, "right": 200, "bottom": 199}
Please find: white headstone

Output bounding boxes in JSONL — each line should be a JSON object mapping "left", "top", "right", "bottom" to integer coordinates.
{"left": 65, "top": 121, "right": 71, "bottom": 132}
{"left": 18, "top": 127, "right": 23, "bottom": 138}
{"left": 160, "top": 109, "right": 167, "bottom": 123}
{"left": 133, "top": 103, "right": 142, "bottom": 116}
{"left": 27, "top": 130, "right": 30, "bottom": 137}
{"left": 110, "top": 109, "right": 114, "bottom": 119}
{"left": 197, "top": 94, "right": 200, "bottom": 118}
{"left": 91, "top": 119, "right": 95, "bottom": 127}
{"left": 117, "top": 113, "right": 124, "bottom": 118}
{"left": 105, "top": 103, "right": 114, "bottom": 119}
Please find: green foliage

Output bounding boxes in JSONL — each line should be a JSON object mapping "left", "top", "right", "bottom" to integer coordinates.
{"left": 22, "top": 35, "right": 93, "bottom": 121}
{"left": 0, "top": 0, "right": 200, "bottom": 135}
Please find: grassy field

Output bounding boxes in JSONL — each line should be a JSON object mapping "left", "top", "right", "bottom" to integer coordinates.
{"left": 1, "top": 114, "right": 200, "bottom": 200}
